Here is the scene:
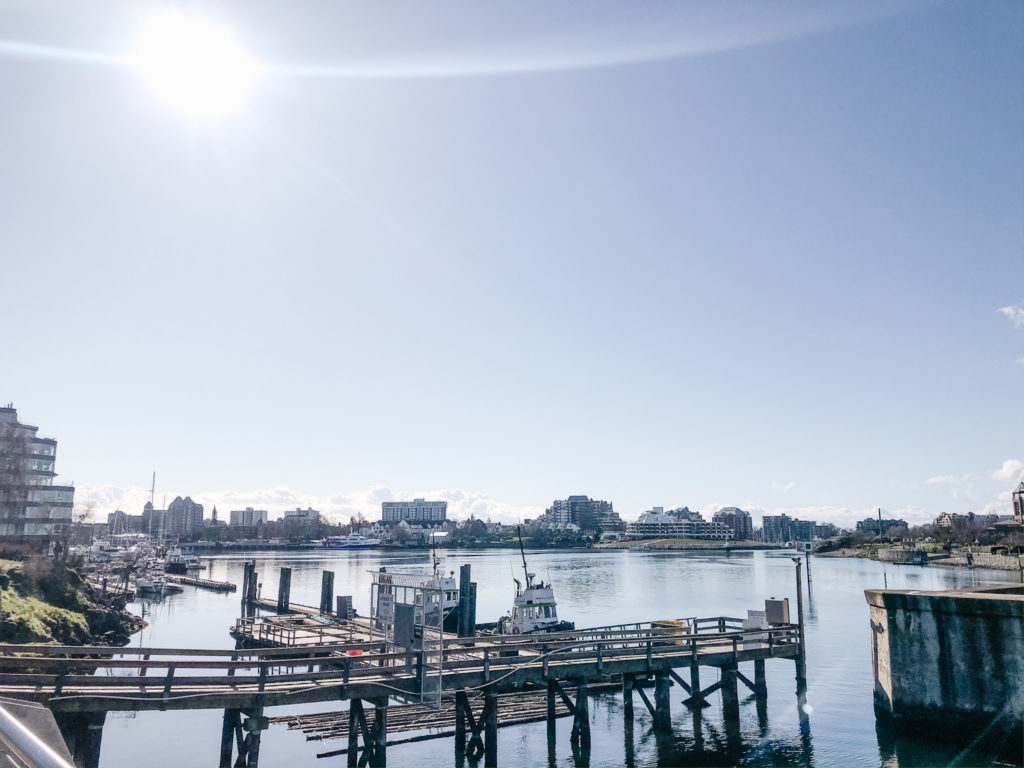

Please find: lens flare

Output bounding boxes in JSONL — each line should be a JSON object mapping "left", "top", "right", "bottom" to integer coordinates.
{"left": 132, "top": 13, "right": 256, "bottom": 119}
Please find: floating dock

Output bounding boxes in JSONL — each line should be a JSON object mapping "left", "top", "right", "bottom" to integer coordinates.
{"left": 165, "top": 575, "right": 237, "bottom": 592}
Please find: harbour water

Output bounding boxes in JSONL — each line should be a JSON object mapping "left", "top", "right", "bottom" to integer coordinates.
{"left": 98, "top": 549, "right": 1019, "bottom": 768}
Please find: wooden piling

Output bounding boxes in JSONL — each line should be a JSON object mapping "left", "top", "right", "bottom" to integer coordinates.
{"left": 547, "top": 680, "right": 557, "bottom": 740}
{"left": 722, "top": 662, "right": 740, "bottom": 724}
{"left": 458, "top": 565, "right": 472, "bottom": 637}
{"left": 754, "top": 658, "right": 767, "bottom": 696}
{"left": 653, "top": 672, "right": 671, "bottom": 731}
{"left": 347, "top": 702, "right": 360, "bottom": 768}
{"left": 320, "top": 571, "right": 335, "bottom": 615}
{"left": 220, "top": 709, "right": 238, "bottom": 768}
{"left": 277, "top": 567, "right": 292, "bottom": 614}
{"left": 622, "top": 674, "right": 634, "bottom": 721}
{"left": 483, "top": 690, "right": 498, "bottom": 768}
{"left": 571, "top": 683, "right": 590, "bottom": 747}
{"left": 372, "top": 698, "right": 388, "bottom": 768}
{"left": 454, "top": 690, "right": 467, "bottom": 759}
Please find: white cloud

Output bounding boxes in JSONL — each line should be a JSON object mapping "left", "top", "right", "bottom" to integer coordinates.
{"left": 992, "top": 459, "right": 1024, "bottom": 485}
{"left": 997, "top": 303, "right": 1024, "bottom": 328}
{"left": 771, "top": 480, "right": 796, "bottom": 492}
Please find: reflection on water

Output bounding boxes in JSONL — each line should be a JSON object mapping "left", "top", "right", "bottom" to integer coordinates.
{"left": 93, "top": 549, "right": 1019, "bottom": 768}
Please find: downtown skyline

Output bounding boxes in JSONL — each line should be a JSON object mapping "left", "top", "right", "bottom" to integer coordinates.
{"left": 2, "top": 0, "right": 1021, "bottom": 531}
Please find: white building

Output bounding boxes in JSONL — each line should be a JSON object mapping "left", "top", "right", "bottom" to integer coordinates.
{"left": 625, "top": 511, "right": 733, "bottom": 540}
{"left": 381, "top": 498, "right": 447, "bottom": 525}
{"left": 230, "top": 507, "right": 268, "bottom": 526}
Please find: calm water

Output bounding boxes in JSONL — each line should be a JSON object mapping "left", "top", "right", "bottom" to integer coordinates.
{"left": 97, "top": 549, "right": 1019, "bottom": 768}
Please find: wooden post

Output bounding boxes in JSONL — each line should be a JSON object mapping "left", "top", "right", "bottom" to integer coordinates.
{"left": 467, "top": 582, "right": 478, "bottom": 636}
{"left": 754, "top": 658, "right": 767, "bottom": 696}
{"left": 571, "top": 683, "right": 590, "bottom": 747}
{"left": 277, "top": 567, "right": 292, "bottom": 614}
{"left": 722, "top": 662, "right": 740, "bottom": 725}
{"left": 458, "top": 565, "right": 472, "bottom": 637}
{"left": 220, "top": 709, "right": 238, "bottom": 768}
{"left": 653, "top": 672, "right": 671, "bottom": 732}
{"left": 320, "top": 570, "right": 334, "bottom": 614}
{"left": 483, "top": 689, "right": 498, "bottom": 768}
{"left": 455, "top": 690, "right": 467, "bottom": 761}
{"left": 347, "top": 702, "right": 360, "bottom": 768}
{"left": 372, "top": 698, "right": 387, "bottom": 768}
{"left": 623, "top": 674, "right": 634, "bottom": 722}
{"left": 547, "top": 680, "right": 557, "bottom": 740}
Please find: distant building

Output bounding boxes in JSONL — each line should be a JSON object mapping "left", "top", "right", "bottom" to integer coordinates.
{"left": 230, "top": 507, "right": 268, "bottom": 527}
{"left": 543, "top": 495, "right": 625, "bottom": 533}
{"left": 1015, "top": 483, "right": 1024, "bottom": 525}
{"left": 934, "top": 511, "right": 998, "bottom": 529}
{"left": 667, "top": 506, "right": 704, "bottom": 523}
{"left": 761, "top": 514, "right": 792, "bottom": 543}
{"left": 814, "top": 523, "right": 839, "bottom": 539}
{"left": 0, "top": 405, "right": 75, "bottom": 543}
{"left": 856, "top": 517, "right": 908, "bottom": 535}
{"left": 166, "top": 496, "right": 204, "bottom": 537}
{"left": 625, "top": 510, "right": 732, "bottom": 540}
{"left": 791, "top": 519, "right": 816, "bottom": 542}
{"left": 107, "top": 509, "right": 128, "bottom": 535}
{"left": 712, "top": 507, "right": 754, "bottom": 541}
{"left": 381, "top": 498, "right": 447, "bottom": 525}
{"left": 284, "top": 507, "right": 320, "bottom": 525}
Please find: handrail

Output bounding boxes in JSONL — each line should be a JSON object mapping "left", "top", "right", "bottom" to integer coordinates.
{"left": 0, "top": 703, "right": 75, "bottom": 768}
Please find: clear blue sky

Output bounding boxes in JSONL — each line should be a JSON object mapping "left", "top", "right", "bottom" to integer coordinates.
{"left": 2, "top": 0, "right": 1021, "bottom": 526}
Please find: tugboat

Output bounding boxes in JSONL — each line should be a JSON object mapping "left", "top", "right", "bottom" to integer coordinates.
{"left": 164, "top": 546, "right": 201, "bottom": 575}
{"left": 498, "top": 528, "right": 574, "bottom": 635}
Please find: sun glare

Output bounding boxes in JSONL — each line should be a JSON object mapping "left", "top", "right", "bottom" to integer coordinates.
{"left": 132, "top": 13, "right": 256, "bottom": 119}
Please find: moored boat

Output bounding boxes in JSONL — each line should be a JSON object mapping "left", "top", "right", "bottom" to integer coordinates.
{"left": 498, "top": 528, "right": 574, "bottom": 635}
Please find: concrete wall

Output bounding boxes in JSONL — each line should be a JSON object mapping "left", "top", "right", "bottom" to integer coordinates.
{"left": 932, "top": 553, "right": 1021, "bottom": 571}
{"left": 876, "top": 549, "right": 927, "bottom": 564}
{"left": 865, "top": 585, "right": 1023, "bottom": 730}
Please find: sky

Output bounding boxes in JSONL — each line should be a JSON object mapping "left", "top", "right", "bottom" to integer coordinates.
{"left": 1, "top": 0, "right": 1022, "bottom": 529}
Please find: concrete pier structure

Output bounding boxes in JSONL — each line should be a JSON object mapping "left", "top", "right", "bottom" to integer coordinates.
{"left": 865, "top": 584, "right": 1022, "bottom": 738}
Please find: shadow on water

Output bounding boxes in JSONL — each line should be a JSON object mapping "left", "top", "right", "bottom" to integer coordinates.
{"left": 874, "top": 710, "right": 1024, "bottom": 768}
{"left": 614, "top": 690, "right": 816, "bottom": 768}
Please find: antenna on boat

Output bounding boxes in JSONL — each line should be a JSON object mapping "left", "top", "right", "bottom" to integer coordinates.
{"left": 431, "top": 530, "right": 440, "bottom": 578}
{"left": 517, "top": 525, "right": 531, "bottom": 588}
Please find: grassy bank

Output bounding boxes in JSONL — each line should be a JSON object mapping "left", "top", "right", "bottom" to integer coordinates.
{"left": 0, "top": 558, "right": 143, "bottom": 645}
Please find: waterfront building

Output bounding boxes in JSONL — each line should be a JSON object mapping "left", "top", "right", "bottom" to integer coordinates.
{"left": 1015, "top": 482, "right": 1024, "bottom": 525}
{"left": 230, "top": 507, "right": 269, "bottom": 527}
{"left": 166, "top": 495, "right": 204, "bottom": 537}
{"left": 933, "top": 511, "right": 998, "bottom": 529}
{"left": 0, "top": 405, "right": 74, "bottom": 544}
{"left": 761, "top": 514, "right": 792, "bottom": 543}
{"left": 625, "top": 510, "right": 732, "bottom": 540}
{"left": 667, "top": 506, "right": 703, "bottom": 523}
{"left": 283, "top": 507, "right": 320, "bottom": 527}
{"left": 381, "top": 498, "right": 447, "bottom": 525}
{"left": 712, "top": 507, "right": 753, "bottom": 541}
{"left": 543, "top": 495, "right": 625, "bottom": 533}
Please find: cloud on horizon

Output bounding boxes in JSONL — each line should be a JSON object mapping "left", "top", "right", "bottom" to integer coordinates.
{"left": 992, "top": 459, "right": 1024, "bottom": 485}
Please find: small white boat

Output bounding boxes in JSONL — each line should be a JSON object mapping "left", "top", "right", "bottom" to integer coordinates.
{"left": 164, "top": 547, "right": 201, "bottom": 574}
{"left": 136, "top": 579, "right": 164, "bottom": 595}
{"left": 499, "top": 529, "right": 574, "bottom": 636}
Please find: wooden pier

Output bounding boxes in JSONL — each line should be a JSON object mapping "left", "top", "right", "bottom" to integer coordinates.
{"left": 0, "top": 618, "right": 802, "bottom": 767}
{"left": 165, "top": 575, "right": 237, "bottom": 592}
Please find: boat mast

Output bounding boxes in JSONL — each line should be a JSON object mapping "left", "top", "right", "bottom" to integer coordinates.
{"left": 517, "top": 525, "right": 531, "bottom": 588}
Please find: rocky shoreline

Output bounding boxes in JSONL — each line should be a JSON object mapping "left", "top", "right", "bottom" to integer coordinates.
{"left": 0, "top": 557, "right": 145, "bottom": 646}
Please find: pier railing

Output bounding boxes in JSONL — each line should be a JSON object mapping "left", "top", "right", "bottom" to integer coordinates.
{"left": 0, "top": 618, "right": 800, "bottom": 711}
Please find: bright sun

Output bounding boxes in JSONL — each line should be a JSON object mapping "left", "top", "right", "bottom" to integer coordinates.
{"left": 132, "top": 13, "right": 257, "bottom": 119}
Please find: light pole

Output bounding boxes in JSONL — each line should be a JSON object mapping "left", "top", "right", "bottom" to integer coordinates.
{"left": 791, "top": 557, "right": 806, "bottom": 688}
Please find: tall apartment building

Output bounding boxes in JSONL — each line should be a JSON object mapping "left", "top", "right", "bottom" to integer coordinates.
{"left": 544, "top": 495, "right": 625, "bottom": 533}
{"left": 1014, "top": 482, "right": 1024, "bottom": 525}
{"left": 712, "top": 507, "right": 754, "bottom": 541}
{"left": 0, "top": 405, "right": 75, "bottom": 543}
{"left": 230, "top": 507, "right": 268, "bottom": 527}
{"left": 381, "top": 499, "right": 447, "bottom": 525}
{"left": 761, "top": 514, "right": 792, "bottom": 543}
{"left": 165, "top": 496, "right": 204, "bottom": 537}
